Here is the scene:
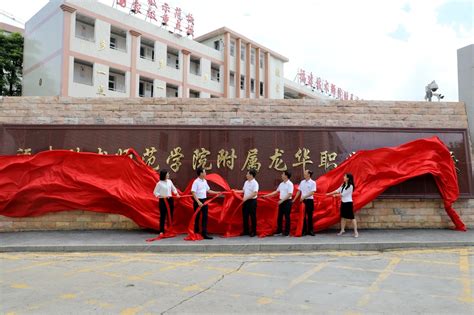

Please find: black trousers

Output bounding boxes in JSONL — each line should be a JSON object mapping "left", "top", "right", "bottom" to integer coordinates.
{"left": 303, "top": 199, "right": 314, "bottom": 234}
{"left": 242, "top": 199, "right": 257, "bottom": 235}
{"left": 159, "top": 198, "right": 174, "bottom": 232}
{"left": 193, "top": 198, "right": 208, "bottom": 235}
{"left": 277, "top": 200, "right": 292, "bottom": 235}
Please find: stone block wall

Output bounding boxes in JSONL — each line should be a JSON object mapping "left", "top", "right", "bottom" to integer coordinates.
{"left": 0, "top": 97, "right": 472, "bottom": 231}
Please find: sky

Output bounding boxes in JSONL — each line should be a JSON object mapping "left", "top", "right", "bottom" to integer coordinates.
{"left": 2, "top": 0, "right": 473, "bottom": 101}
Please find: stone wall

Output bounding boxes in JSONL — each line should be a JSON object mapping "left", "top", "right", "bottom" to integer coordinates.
{"left": 1, "top": 199, "right": 472, "bottom": 232}
{"left": 0, "top": 96, "right": 472, "bottom": 231}
{"left": 0, "top": 96, "right": 468, "bottom": 128}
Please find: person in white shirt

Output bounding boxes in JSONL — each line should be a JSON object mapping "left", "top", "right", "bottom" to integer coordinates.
{"left": 293, "top": 169, "right": 317, "bottom": 236}
{"left": 191, "top": 167, "right": 222, "bottom": 240}
{"left": 234, "top": 169, "right": 259, "bottom": 237}
{"left": 263, "top": 170, "right": 294, "bottom": 236}
{"left": 327, "top": 173, "right": 358, "bottom": 238}
{"left": 153, "top": 169, "right": 180, "bottom": 234}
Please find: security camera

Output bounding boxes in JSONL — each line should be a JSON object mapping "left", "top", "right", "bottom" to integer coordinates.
{"left": 424, "top": 80, "right": 444, "bottom": 102}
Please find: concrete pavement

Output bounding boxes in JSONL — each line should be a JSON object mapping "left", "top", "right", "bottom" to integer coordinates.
{"left": 1, "top": 248, "right": 473, "bottom": 314}
{"left": 1, "top": 229, "right": 473, "bottom": 252}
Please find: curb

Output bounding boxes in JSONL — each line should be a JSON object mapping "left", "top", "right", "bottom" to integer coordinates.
{"left": 1, "top": 241, "right": 473, "bottom": 253}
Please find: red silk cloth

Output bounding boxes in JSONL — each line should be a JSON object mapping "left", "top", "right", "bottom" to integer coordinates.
{"left": 0, "top": 137, "right": 466, "bottom": 240}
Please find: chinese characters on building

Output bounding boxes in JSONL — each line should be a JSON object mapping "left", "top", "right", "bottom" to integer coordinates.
{"left": 16, "top": 146, "right": 339, "bottom": 173}
{"left": 296, "top": 68, "right": 359, "bottom": 101}
{"left": 114, "top": 0, "right": 194, "bottom": 38}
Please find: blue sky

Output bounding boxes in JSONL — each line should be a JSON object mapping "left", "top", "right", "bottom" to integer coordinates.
{"left": 3, "top": 0, "right": 473, "bottom": 101}
{"left": 437, "top": 1, "right": 473, "bottom": 34}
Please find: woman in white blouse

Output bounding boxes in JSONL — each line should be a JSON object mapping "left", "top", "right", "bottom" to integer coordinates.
{"left": 153, "top": 169, "right": 180, "bottom": 234}
{"left": 327, "top": 173, "right": 358, "bottom": 238}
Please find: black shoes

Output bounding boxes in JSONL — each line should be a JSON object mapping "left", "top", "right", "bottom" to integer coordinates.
{"left": 202, "top": 234, "right": 213, "bottom": 240}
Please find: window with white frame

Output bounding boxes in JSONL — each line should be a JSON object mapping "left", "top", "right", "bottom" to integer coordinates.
{"left": 251, "top": 48, "right": 256, "bottom": 65}
{"left": 240, "top": 75, "right": 245, "bottom": 90}
{"left": 211, "top": 63, "right": 220, "bottom": 82}
{"left": 75, "top": 14, "right": 95, "bottom": 42}
{"left": 110, "top": 26, "right": 126, "bottom": 51}
{"left": 167, "top": 47, "right": 179, "bottom": 69}
{"left": 190, "top": 56, "right": 201, "bottom": 76}
{"left": 73, "top": 59, "right": 93, "bottom": 85}
{"left": 259, "top": 52, "right": 264, "bottom": 68}
{"left": 251, "top": 79, "right": 255, "bottom": 93}
{"left": 140, "top": 38, "right": 155, "bottom": 61}
{"left": 139, "top": 77, "right": 154, "bottom": 97}
{"left": 108, "top": 69, "right": 126, "bottom": 93}
{"left": 230, "top": 71, "right": 235, "bottom": 87}
{"left": 166, "top": 83, "right": 179, "bottom": 97}
{"left": 189, "top": 89, "right": 200, "bottom": 98}
{"left": 230, "top": 40, "right": 235, "bottom": 57}
{"left": 213, "top": 40, "right": 222, "bottom": 51}
{"left": 241, "top": 44, "right": 246, "bottom": 61}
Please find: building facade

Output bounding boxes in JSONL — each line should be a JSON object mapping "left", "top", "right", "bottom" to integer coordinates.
{"left": 458, "top": 44, "right": 474, "bottom": 145}
{"left": 22, "top": 0, "right": 323, "bottom": 99}
{"left": 0, "top": 10, "right": 24, "bottom": 35}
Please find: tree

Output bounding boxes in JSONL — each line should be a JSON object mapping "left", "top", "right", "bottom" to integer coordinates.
{"left": 0, "top": 31, "right": 23, "bottom": 96}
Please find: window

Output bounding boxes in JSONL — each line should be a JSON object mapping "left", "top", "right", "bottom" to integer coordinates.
{"left": 73, "top": 59, "right": 93, "bottom": 85}
{"left": 140, "top": 38, "right": 155, "bottom": 61}
{"left": 259, "top": 52, "right": 264, "bottom": 68}
{"left": 230, "top": 71, "right": 235, "bottom": 87}
{"left": 190, "top": 56, "right": 201, "bottom": 75}
{"left": 167, "top": 47, "right": 179, "bottom": 69}
{"left": 110, "top": 26, "right": 126, "bottom": 52}
{"left": 251, "top": 79, "right": 255, "bottom": 93}
{"left": 211, "top": 63, "right": 220, "bottom": 82}
{"left": 110, "top": 37, "right": 116, "bottom": 49}
{"left": 139, "top": 77, "right": 154, "bottom": 97}
{"left": 75, "top": 14, "right": 95, "bottom": 42}
{"left": 241, "top": 44, "right": 246, "bottom": 61}
{"left": 251, "top": 48, "right": 256, "bottom": 65}
{"left": 211, "top": 95, "right": 219, "bottom": 98}
{"left": 189, "top": 89, "right": 200, "bottom": 98}
{"left": 260, "top": 82, "right": 264, "bottom": 96}
{"left": 230, "top": 40, "right": 235, "bottom": 56}
{"left": 108, "top": 69, "right": 126, "bottom": 93}
{"left": 240, "top": 75, "right": 245, "bottom": 90}
{"left": 166, "top": 83, "right": 179, "bottom": 97}
{"left": 213, "top": 40, "right": 221, "bottom": 51}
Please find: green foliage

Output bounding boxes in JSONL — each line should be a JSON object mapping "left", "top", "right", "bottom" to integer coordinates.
{"left": 0, "top": 31, "right": 23, "bottom": 96}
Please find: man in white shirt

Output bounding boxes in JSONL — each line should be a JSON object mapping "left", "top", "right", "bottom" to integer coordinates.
{"left": 293, "top": 169, "right": 317, "bottom": 236}
{"left": 191, "top": 167, "right": 222, "bottom": 240}
{"left": 263, "top": 170, "right": 294, "bottom": 236}
{"left": 234, "top": 169, "right": 259, "bottom": 237}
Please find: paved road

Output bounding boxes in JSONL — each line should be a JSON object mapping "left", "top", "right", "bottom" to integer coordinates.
{"left": 1, "top": 248, "right": 473, "bottom": 314}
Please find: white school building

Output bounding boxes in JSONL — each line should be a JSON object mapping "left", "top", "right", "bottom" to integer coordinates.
{"left": 22, "top": 0, "right": 325, "bottom": 99}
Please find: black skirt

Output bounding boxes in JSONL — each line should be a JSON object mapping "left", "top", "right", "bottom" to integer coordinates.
{"left": 340, "top": 202, "right": 354, "bottom": 219}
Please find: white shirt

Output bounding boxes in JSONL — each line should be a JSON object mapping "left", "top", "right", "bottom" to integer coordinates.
{"left": 337, "top": 184, "right": 353, "bottom": 203}
{"left": 243, "top": 179, "right": 259, "bottom": 200}
{"left": 298, "top": 179, "right": 317, "bottom": 200}
{"left": 191, "top": 178, "right": 210, "bottom": 199}
{"left": 153, "top": 179, "right": 178, "bottom": 198}
{"left": 277, "top": 180, "right": 294, "bottom": 200}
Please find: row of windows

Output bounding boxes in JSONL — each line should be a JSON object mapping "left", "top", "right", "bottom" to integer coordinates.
{"left": 75, "top": 15, "right": 223, "bottom": 82}
{"left": 214, "top": 39, "right": 264, "bottom": 68}
{"left": 75, "top": 14, "right": 264, "bottom": 88}
{"left": 72, "top": 59, "right": 220, "bottom": 98}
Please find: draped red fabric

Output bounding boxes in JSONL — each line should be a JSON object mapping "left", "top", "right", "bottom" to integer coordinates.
{"left": 0, "top": 136, "right": 466, "bottom": 240}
